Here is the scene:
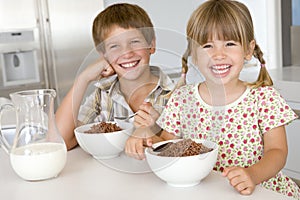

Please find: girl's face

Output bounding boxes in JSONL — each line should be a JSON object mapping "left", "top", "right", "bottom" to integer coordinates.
{"left": 193, "top": 37, "right": 254, "bottom": 86}
{"left": 103, "top": 26, "right": 155, "bottom": 81}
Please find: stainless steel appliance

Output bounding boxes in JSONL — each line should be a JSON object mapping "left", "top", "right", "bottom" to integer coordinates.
{"left": 291, "top": 26, "right": 300, "bottom": 65}
{"left": 0, "top": 0, "right": 103, "bottom": 106}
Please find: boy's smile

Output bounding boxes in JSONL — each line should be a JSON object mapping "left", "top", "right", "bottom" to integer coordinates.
{"left": 119, "top": 61, "right": 139, "bottom": 69}
{"left": 103, "top": 27, "right": 154, "bottom": 80}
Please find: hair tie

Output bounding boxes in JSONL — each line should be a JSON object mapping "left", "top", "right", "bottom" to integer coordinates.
{"left": 261, "top": 64, "right": 265, "bottom": 68}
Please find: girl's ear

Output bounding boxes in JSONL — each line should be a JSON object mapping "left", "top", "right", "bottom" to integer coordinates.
{"left": 149, "top": 39, "right": 156, "bottom": 54}
{"left": 245, "top": 40, "right": 255, "bottom": 60}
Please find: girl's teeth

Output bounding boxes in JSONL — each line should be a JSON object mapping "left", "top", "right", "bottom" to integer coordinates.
{"left": 212, "top": 68, "right": 229, "bottom": 74}
{"left": 211, "top": 65, "right": 230, "bottom": 74}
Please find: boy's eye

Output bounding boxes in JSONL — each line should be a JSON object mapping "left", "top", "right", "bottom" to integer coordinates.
{"left": 131, "top": 39, "right": 141, "bottom": 44}
{"left": 109, "top": 44, "right": 118, "bottom": 49}
{"left": 131, "top": 39, "right": 146, "bottom": 47}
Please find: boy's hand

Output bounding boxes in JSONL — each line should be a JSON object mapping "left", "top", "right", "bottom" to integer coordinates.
{"left": 222, "top": 166, "right": 256, "bottom": 195}
{"left": 81, "top": 56, "right": 115, "bottom": 83}
{"left": 134, "top": 102, "right": 160, "bottom": 128}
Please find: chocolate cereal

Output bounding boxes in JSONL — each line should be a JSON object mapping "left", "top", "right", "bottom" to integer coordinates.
{"left": 158, "top": 139, "right": 213, "bottom": 157}
{"left": 84, "top": 122, "right": 122, "bottom": 134}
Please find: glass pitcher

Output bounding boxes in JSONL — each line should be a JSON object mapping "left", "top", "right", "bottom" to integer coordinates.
{"left": 0, "top": 89, "right": 67, "bottom": 181}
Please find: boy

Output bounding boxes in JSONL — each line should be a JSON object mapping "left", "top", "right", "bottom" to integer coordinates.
{"left": 55, "top": 3, "right": 174, "bottom": 150}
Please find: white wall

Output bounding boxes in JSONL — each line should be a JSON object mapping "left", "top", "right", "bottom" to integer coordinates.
{"left": 104, "top": 0, "right": 282, "bottom": 83}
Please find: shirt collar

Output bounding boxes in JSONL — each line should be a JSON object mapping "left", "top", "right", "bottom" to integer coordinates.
{"left": 94, "top": 66, "right": 175, "bottom": 97}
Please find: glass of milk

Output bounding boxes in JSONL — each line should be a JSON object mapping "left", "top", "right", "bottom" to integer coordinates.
{"left": 0, "top": 89, "right": 67, "bottom": 181}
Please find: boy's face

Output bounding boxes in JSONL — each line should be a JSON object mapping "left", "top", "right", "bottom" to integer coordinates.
{"left": 103, "top": 26, "right": 155, "bottom": 80}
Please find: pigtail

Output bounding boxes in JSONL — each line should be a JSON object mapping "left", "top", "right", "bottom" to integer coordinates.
{"left": 179, "top": 46, "right": 190, "bottom": 84}
{"left": 165, "top": 42, "right": 190, "bottom": 99}
{"left": 247, "top": 44, "right": 273, "bottom": 88}
{"left": 174, "top": 41, "right": 191, "bottom": 88}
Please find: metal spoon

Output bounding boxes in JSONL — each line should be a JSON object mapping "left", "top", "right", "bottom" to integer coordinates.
{"left": 113, "top": 87, "right": 165, "bottom": 121}
{"left": 152, "top": 141, "right": 173, "bottom": 152}
{"left": 114, "top": 113, "right": 137, "bottom": 120}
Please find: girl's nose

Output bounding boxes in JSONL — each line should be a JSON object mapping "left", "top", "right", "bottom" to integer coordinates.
{"left": 212, "top": 47, "right": 226, "bottom": 60}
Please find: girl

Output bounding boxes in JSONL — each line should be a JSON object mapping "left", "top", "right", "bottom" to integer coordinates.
{"left": 156, "top": 0, "right": 300, "bottom": 198}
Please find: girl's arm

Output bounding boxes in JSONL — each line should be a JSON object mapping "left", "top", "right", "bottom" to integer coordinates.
{"left": 248, "top": 125, "right": 288, "bottom": 183}
{"left": 160, "top": 130, "right": 180, "bottom": 141}
{"left": 223, "top": 125, "right": 288, "bottom": 195}
{"left": 125, "top": 128, "right": 179, "bottom": 160}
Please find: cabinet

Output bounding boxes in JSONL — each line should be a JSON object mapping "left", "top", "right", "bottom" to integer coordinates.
{"left": 269, "top": 67, "right": 300, "bottom": 182}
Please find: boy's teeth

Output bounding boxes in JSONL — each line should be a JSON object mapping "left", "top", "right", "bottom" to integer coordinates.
{"left": 121, "top": 61, "right": 137, "bottom": 68}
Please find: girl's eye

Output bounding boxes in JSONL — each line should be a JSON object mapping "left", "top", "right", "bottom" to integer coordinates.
{"left": 226, "top": 42, "right": 237, "bottom": 47}
{"left": 202, "top": 44, "right": 212, "bottom": 49}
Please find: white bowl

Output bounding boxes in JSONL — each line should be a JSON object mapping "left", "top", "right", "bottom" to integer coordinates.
{"left": 145, "top": 139, "right": 218, "bottom": 187}
{"left": 74, "top": 121, "right": 134, "bottom": 159}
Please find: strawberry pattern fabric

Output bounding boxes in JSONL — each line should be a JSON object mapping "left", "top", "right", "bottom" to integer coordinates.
{"left": 157, "top": 84, "right": 300, "bottom": 199}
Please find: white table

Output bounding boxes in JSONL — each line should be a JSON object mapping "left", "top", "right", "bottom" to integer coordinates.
{"left": 0, "top": 147, "right": 295, "bottom": 200}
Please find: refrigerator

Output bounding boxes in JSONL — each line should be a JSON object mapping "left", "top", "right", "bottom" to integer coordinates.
{"left": 0, "top": 0, "right": 103, "bottom": 106}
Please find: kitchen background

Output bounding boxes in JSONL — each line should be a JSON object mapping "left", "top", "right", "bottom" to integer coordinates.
{"left": 2, "top": 0, "right": 299, "bottom": 103}
{"left": 0, "top": 0, "right": 299, "bottom": 184}
{"left": 0, "top": 0, "right": 103, "bottom": 104}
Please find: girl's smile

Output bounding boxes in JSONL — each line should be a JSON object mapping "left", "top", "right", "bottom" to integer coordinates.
{"left": 210, "top": 64, "right": 232, "bottom": 77}
{"left": 194, "top": 39, "right": 248, "bottom": 86}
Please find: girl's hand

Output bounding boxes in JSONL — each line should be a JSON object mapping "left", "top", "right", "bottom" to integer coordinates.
{"left": 125, "top": 128, "right": 153, "bottom": 160}
{"left": 125, "top": 102, "right": 162, "bottom": 160}
{"left": 79, "top": 56, "right": 115, "bottom": 84}
{"left": 222, "top": 166, "right": 256, "bottom": 195}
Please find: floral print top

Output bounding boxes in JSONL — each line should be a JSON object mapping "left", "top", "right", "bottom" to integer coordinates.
{"left": 157, "top": 84, "right": 300, "bottom": 199}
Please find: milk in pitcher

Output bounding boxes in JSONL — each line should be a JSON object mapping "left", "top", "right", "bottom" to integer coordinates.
{"left": 10, "top": 142, "right": 67, "bottom": 181}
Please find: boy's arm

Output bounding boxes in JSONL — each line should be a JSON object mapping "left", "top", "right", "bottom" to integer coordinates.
{"left": 55, "top": 75, "right": 90, "bottom": 150}
{"left": 55, "top": 58, "right": 114, "bottom": 150}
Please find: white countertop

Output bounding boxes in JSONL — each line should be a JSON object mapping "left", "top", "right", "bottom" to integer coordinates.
{"left": 269, "top": 66, "right": 300, "bottom": 83}
{"left": 268, "top": 66, "right": 300, "bottom": 104}
{"left": 0, "top": 147, "right": 294, "bottom": 200}
{"left": 0, "top": 67, "right": 298, "bottom": 200}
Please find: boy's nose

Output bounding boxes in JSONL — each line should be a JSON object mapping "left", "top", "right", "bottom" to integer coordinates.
{"left": 121, "top": 49, "right": 134, "bottom": 58}
{"left": 120, "top": 44, "right": 135, "bottom": 58}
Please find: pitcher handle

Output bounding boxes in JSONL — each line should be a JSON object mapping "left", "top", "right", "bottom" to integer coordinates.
{"left": 0, "top": 104, "right": 14, "bottom": 153}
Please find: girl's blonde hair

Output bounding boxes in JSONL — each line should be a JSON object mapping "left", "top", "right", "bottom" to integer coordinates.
{"left": 183, "top": 0, "right": 273, "bottom": 88}
{"left": 92, "top": 3, "right": 155, "bottom": 52}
